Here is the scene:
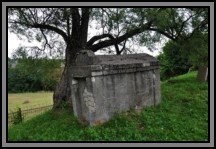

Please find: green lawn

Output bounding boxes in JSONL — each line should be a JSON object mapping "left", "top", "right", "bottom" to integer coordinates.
{"left": 8, "top": 71, "right": 208, "bottom": 141}
{"left": 8, "top": 91, "right": 53, "bottom": 112}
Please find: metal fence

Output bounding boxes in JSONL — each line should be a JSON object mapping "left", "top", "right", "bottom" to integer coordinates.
{"left": 8, "top": 104, "right": 53, "bottom": 126}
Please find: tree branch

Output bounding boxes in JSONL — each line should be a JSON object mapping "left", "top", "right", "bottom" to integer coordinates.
{"left": 87, "top": 34, "right": 121, "bottom": 54}
{"left": 101, "top": 8, "right": 111, "bottom": 18}
{"left": 149, "top": 27, "right": 177, "bottom": 41}
{"left": 66, "top": 8, "right": 70, "bottom": 37}
{"left": 187, "top": 17, "right": 208, "bottom": 40}
{"left": 120, "top": 40, "right": 127, "bottom": 53}
{"left": 43, "top": 8, "right": 59, "bottom": 24}
{"left": 72, "top": 8, "right": 80, "bottom": 21}
{"left": 71, "top": 8, "right": 81, "bottom": 40}
{"left": 80, "top": 8, "right": 90, "bottom": 47}
{"left": 39, "top": 28, "right": 53, "bottom": 50}
{"left": 87, "top": 9, "right": 167, "bottom": 52}
{"left": 17, "top": 8, "right": 31, "bottom": 24}
{"left": 28, "top": 9, "right": 37, "bottom": 23}
{"left": 67, "top": 17, "right": 70, "bottom": 37}
{"left": 88, "top": 21, "right": 153, "bottom": 52}
{"left": 176, "top": 10, "right": 204, "bottom": 40}
{"left": 87, "top": 34, "right": 115, "bottom": 46}
{"left": 9, "top": 20, "right": 68, "bottom": 43}
{"left": 30, "top": 24, "right": 68, "bottom": 43}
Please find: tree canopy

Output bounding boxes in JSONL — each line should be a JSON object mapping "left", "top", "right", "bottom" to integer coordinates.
{"left": 9, "top": 8, "right": 208, "bottom": 55}
{"left": 8, "top": 8, "right": 208, "bottom": 107}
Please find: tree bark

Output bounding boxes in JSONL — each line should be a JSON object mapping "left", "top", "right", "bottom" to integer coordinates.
{"left": 53, "top": 43, "right": 80, "bottom": 108}
{"left": 53, "top": 8, "right": 90, "bottom": 108}
{"left": 53, "top": 64, "right": 72, "bottom": 108}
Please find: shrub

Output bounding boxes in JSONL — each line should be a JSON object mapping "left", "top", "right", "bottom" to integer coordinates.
{"left": 8, "top": 58, "right": 62, "bottom": 93}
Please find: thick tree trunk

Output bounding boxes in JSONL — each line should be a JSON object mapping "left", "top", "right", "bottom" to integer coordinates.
{"left": 53, "top": 8, "right": 90, "bottom": 109}
{"left": 53, "top": 63, "right": 73, "bottom": 108}
{"left": 53, "top": 44, "right": 79, "bottom": 108}
{"left": 53, "top": 41, "right": 78, "bottom": 108}
{"left": 196, "top": 66, "right": 208, "bottom": 82}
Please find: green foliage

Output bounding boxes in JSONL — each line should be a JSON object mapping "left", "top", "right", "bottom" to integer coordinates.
{"left": 157, "top": 40, "right": 192, "bottom": 80}
{"left": 184, "top": 32, "right": 208, "bottom": 67}
{"left": 59, "top": 100, "right": 70, "bottom": 110}
{"left": 8, "top": 72, "right": 208, "bottom": 141}
{"left": 8, "top": 57, "right": 62, "bottom": 93}
{"left": 158, "top": 30, "right": 208, "bottom": 80}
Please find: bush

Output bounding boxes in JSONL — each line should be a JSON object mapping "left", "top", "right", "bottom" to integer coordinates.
{"left": 8, "top": 58, "right": 62, "bottom": 93}
{"left": 157, "top": 41, "right": 192, "bottom": 80}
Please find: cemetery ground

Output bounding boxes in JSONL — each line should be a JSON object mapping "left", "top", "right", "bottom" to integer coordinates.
{"left": 8, "top": 71, "right": 208, "bottom": 141}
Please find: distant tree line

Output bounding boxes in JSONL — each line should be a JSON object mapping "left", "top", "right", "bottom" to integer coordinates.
{"left": 8, "top": 57, "right": 63, "bottom": 93}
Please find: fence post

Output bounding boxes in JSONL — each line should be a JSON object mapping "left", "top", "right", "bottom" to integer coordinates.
{"left": 18, "top": 108, "right": 23, "bottom": 123}
{"left": 9, "top": 105, "right": 53, "bottom": 125}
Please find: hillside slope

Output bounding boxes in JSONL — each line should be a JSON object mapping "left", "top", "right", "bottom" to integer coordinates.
{"left": 8, "top": 71, "right": 208, "bottom": 141}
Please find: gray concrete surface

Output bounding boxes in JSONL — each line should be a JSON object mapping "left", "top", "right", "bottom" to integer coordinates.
{"left": 71, "top": 50, "right": 161, "bottom": 125}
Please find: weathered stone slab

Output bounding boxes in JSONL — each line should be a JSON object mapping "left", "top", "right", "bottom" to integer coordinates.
{"left": 70, "top": 50, "right": 161, "bottom": 125}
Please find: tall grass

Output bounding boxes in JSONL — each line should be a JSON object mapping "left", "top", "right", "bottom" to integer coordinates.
{"left": 8, "top": 71, "right": 208, "bottom": 141}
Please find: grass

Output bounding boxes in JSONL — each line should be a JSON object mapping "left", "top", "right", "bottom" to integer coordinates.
{"left": 8, "top": 71, "right": 208, "bottom": 141}
{"left": 8, "top": 91, "right": 53, "bottom": 112}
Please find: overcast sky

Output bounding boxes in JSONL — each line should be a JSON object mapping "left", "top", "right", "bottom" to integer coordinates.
{"left": 8, "top": 29, "right": 163, "bottom": 58}
{"left": 8, "top": 31, "right": 43, "bottom": 57}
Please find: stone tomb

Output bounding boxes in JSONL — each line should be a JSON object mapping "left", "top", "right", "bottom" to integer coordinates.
{"left": 71, "top": 50, "right": 161, "bottom": 125}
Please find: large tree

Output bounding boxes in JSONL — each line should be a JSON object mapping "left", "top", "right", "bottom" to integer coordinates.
{"left": 8, "top": 8, "right": 208, "bottom": 108}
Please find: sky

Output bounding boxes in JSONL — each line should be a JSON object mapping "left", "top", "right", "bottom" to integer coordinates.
{"left": 8, "top": 31, "right": 43, "bottom": 57}
{"left": 8, "top": 29, "right": 163, "bottom": 58}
